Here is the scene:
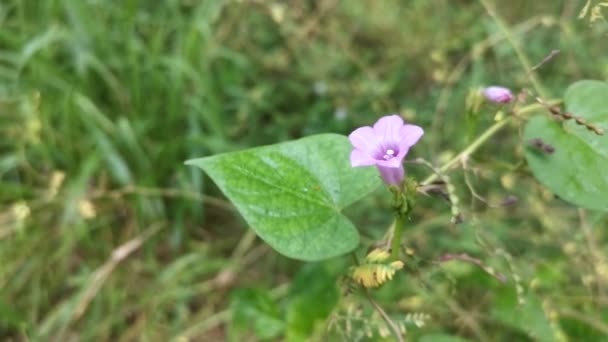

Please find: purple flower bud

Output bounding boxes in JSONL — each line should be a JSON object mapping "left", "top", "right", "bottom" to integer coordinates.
{"left": 348, "top": 115, "right": 424, "bottom": 186}
{"left": 482, "top": 86, "right": 513, "bottom": 104}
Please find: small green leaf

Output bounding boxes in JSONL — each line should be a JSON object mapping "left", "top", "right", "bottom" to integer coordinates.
{"left": 230, "top": 288, "right": 285, "bottom": 340}
{"left": 524, "top": 80, "right": 608, "bottom": 211}
{"left": 186, "top": 134, "right": 380, "bottom": 261}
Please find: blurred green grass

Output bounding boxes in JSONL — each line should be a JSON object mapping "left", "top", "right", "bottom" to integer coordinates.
{"left": 1, "top": 0, "right": 608, "bottom": 340}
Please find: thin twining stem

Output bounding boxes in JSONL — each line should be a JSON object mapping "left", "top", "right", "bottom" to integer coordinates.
{"left": 421, "top": 101, "right": 557, "bottom": 186}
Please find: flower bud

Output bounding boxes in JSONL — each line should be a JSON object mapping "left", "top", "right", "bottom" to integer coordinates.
{"left": 482, "top": 86, "right": 513, "bottom": 104}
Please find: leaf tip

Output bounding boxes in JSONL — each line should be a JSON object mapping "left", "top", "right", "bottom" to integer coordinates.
{"left": 184, "top": 158, "right": 206, "bottom": 167}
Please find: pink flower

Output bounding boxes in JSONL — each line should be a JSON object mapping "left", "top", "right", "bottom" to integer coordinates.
{"left": 482, "top": 86, "right": 513, "bottom": 103}
{"left": 348, "top": 115, "right": 424, "bottom": 186}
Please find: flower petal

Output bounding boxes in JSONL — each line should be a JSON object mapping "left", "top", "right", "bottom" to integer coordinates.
{"left": 373, "top": 115, "right": 404, "bottom": 145}
{"left": 374, "top": 157, "right": 402, "bottom": 168}
{"left": 397, "top": 124, "right": 424, "bottom": 151}
{"left": 348, "top": 126, "right": 378, "bottom": 155}
{"left": 376, "top": 165, "right": 404, "bottom": 186}
{"left": 395, "top": 146, "right": 410, "bottom": 161}
{"left": 350, "top": 149, "right": 377, "bottom": 167}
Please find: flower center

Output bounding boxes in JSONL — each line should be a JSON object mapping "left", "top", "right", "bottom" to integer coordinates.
{"left": 382, "top": 148, "right": 396, "bottom": 160}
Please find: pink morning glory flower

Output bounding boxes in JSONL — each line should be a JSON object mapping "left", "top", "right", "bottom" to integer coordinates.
{"left": 482, "top": 86, "right": 513, "bottom": 103}
{"left": 348, "top": 115, "right": 424, "bottom": 186}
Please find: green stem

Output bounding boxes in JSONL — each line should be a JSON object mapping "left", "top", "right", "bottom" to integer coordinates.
{"left": 390, "top": 214, "right": 406, "bottom": 260}
{"left": 422, "top": 117, "right": 510, "bottom": 185}
{"left": 421, "top": 101, "right": 557, "bottom": 186}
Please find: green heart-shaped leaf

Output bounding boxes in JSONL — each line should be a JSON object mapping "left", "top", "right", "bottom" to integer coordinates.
{"left": 524, "top": 80, "right": 608, "bottom": 211}
{"left": 186, "top": 134, "right": 381, "bottom": 261}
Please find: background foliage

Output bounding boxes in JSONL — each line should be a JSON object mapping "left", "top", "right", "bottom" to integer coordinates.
{"left": 1, "top": 0, "right": 608, "bottom": 340}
